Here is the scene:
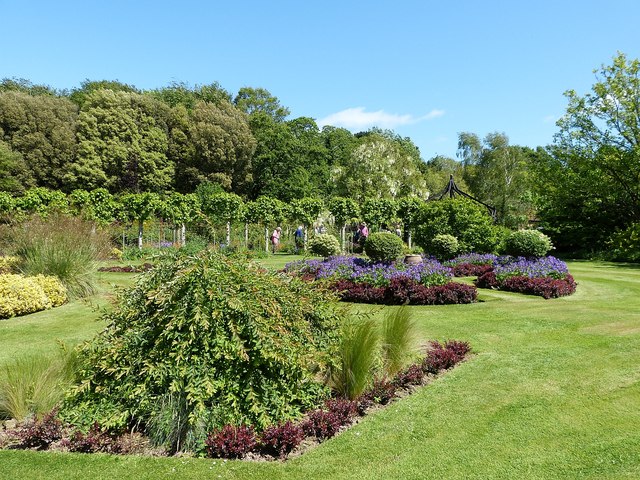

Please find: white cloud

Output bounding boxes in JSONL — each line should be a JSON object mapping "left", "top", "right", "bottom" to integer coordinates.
{"left": 317, "top": 107, "right": 444, "bottom": 130}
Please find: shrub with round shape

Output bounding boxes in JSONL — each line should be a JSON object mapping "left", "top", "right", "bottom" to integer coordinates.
{"left": 31, "top": 274, "right": 68, "bottom": 307}
{"left": 504, "top": 230, "right": 553, "bottom": 257}
{"left": 308, "top": 233, "right": 341, "bottom": 257}
{"left": 0, "top": 274, "right": 51, "bottom": 319}
{"left": 62, "top": 251, "right": 343, "bottom": 453}
{"left": 430, "top": 234, "right": 459, "bottom": 260}
{"left": 364, "top": 232, "right": 404, "bottom": 263}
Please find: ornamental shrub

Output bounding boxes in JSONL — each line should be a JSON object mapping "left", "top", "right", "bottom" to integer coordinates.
{"left": 308, "top": 233, "right": 341, "bottom": 257}
{"left": 364, "top": 232, "right": 404, "bottom": 263}
{"left": 430, "top": 234, "right": 459, "bottom": 261}
{"left": 0, "top": 274, "right": 51, "bottom": 319}
{"left": 504, "top": 230, "right": 553, "bottom": 257}
{"left": 0, "top": 256, "right": 19, "bottom": 274}
{"left": 31, "top": 274, "right": 68, "bottom": 307}
{"left": 205, "top": 425, "right": 257, "bottom": 459}
{"left": 414, "top": 198, "right": 499, "bottom": 253}
{"left": 259, "top": 421, "right": 304, "bottom": 458}
{"left": 62, "top": 251, "right": 342, "bottom": 452}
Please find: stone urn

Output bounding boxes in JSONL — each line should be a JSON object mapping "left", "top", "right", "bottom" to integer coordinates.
{"left": 404, "top": 254, "right": 423, "bottom": 265}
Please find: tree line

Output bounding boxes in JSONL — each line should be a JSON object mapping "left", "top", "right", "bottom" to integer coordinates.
{"left": 1, "top": 52, "right": 640, "bottom": 256}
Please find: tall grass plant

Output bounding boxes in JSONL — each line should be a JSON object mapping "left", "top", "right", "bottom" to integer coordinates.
{"left": 381, "top": 307, "right": 418, "bottom": 377}
{"left": 8, "top": 214, "right": 111, "bottom": 298}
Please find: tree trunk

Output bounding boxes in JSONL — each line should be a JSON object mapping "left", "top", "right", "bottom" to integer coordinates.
{"left": 181, "top": 224, "right": 186, "bottom": 246}
{"left": 138, "top": 219, "right": 143, "bottom": 250}
{"left": 408, "top": 230, "right": 412, "bottom": 249}
{"left": 226, "top": 221, "right": 231, "bottom": 247}
{"left": 304, "top": 227, "right": 308, "bottom": 251}
{"left": 265, "top": 226, "right": 269, "bottom": 253}
{"left": 244, "top": 223, "right": 249, "bottom": 248}
{"left": 341, "top": 224, "right": 346, "bottom": 253}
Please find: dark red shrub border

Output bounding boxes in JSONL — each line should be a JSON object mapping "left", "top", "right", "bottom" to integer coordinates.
{"left": 474, "top": 270, "right": 576, "bottom": 299}
{"left": 329, "top": 279, "right": 477, "bottom": 305}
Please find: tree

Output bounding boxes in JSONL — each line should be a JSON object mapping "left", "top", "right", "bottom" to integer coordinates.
{"left": 458, "top": 132, "right": 534, "bottom": 229}
{"left": 179, "top": 100, "right": 256, "bottom": 194}
{"left": 233, "top": 87, "right": 289, "bottom": 122}
{"left": 0, "top": 91, "right": 77, "bottom": 190}
{"left": 290, "top": 197, "right": 324, "bottom": 247}
{"left": 542, "top": 52, "right": 640, "bottom": 250}
{"left": 397, "top": 197, "right": 425, "bottom": 248}
{"left": 0, "top": 141, "right": 34, "bottom": 193}
{"left": 73, "top": 89, "right": 173, "bottom": 192}
{"left": 333, "top": 131, "right": 428, "bottom": 201}
{"left": 119, "top": 192, "right": 159, "bottom": 249}
{"left": 69, "top": 79, "right": 139, "bottom": 108}
{"left": 244, "top": 196, "right": 288, "bottom": 252}
{"left": 201, "top": 192, "right": 244, "bottom": 246}
{"left": 361, "top": 198, "right": 397, "bottom": 231}
{"left": 328, "top": 197, "right": 360, "bottom": 251}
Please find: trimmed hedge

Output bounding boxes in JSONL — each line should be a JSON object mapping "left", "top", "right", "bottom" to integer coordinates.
{"left": 364, "top": 232, "right": 404, "bottom": 263}
{"left": 308, "top": 234, "right": 341, "bottom": 257}
{"left": 475, "top": 270, "right": 577, "bottom": 299}
{"left": 504, "top": 230, "right": 553, "bottom": 257}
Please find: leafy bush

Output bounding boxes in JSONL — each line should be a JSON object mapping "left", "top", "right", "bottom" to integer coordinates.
{"left": 360, "top": 379, "right": 397, "bottom": 406}
{"left": 259, "top": 421, "right": 304, "bottom": 458}
{"left": 500, "top": 274, "right": 577, "bottom": 299}
{"left": 606, "top": 223, "right": 640, "bottom": 262}
{"left": 430, "top": 234, "right": 459, "bottom": 261}
{"left": 62, "top": 251, "right": 342, "bottom": 452}
{"left": 323, "top": 398, "right": 358, "bottom": 425}
{"left": 14, "top": 410, "right": 63, "bottom": 450}
{"left": 65, "top": 423, "right": 117, "bottom": 454}
{"left": 205, "top": 425, "right": 257, "bottom": 459}
{"left": 0, "top": 274, "right": 51, "bottom": 319}
{"left": 9, "top": 214, "right": 110, "bottom": 298}
{"left": 364, "top": 232, "right": 405, "bottom": 263}
{"left": 0, "top": 349, "right": 78, "bottom": 421}
{"left": 504, "top": 230, "right": 553, "bottom": 257}
{"left": 414, "top": 198, "right": 499, "bottom": 253}
{"left": 392, "top": 364, "right": 424, "bottom": 387}
{"left": 475, "top": 270, "right": 498, "bottom": 288}
{"left": 0, "top": 256, "right": 19, "bottom": 274}
{"left": 451, "top": 263, "right": 494, "bottom": 277}
{"left": 422, "top": 342, "right": 461, "bottom": 374}
{"left": 302, "top": 409, "right": 343, "bottom": 440}
{"left": 31, "top": 274, "right": 68, "bottom": 307}
{"left": 308, "top": 233, "right": 341, "bottom": 257}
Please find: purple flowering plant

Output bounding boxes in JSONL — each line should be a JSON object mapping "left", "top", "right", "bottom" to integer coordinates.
{"left": 493, "top": 256, "right": 569, "bottom": 282}
{"left": 285, "top": 256, "right": 452, "bottom": 287}
{"left": 444, "top": 253, "right": 498, "bottom": 266}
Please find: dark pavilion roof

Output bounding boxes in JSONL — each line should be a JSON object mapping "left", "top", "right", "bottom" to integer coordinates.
{"left": 433, "top": 174, "right": 497, "bottom": 219}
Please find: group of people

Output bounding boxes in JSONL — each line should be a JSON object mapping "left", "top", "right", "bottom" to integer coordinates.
{"left": 270, "top": 221, "right": 400, "bottom": 254}
{"left": 270, "top": 225, "right": 305, "bottom": 254}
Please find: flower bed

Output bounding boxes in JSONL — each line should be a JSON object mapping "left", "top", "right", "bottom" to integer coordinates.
{"left": 1, "top": 340, "right": 471, "bottom": 460}
{"left": 285, "top": 256, "right": 476, "bottom": 305}
{"left": 444, "top": 254, "right": 497, "bottom": 277}
{"left": 474, "top": 256, "right": 576, "bottom": 299}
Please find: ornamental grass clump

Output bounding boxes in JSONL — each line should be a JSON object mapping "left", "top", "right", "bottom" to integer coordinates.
{"left": 62, "top": 251, "right": 343, "bottom": 453}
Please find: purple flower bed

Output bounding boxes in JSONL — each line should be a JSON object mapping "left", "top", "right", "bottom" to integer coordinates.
{"left": 285, "top": 256, "right": 473, "bottom": 305}
{"left": 285, "top": 256, "right": 453, "bottom": 288}
{"left": 474, "top": 256, "right": 576, "bottom": 298}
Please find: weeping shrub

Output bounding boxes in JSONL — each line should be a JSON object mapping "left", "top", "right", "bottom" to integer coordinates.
{"left": 62, "top": 251, "right": 342, "bottom": 452}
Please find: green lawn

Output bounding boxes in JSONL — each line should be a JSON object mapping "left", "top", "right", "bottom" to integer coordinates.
{"left": 2, "top": 260, "right": 640, "bottom": 479}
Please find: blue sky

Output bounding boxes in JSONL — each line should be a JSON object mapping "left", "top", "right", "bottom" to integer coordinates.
{"left": 2, "top": 0, "right": 640, "bottom": 160}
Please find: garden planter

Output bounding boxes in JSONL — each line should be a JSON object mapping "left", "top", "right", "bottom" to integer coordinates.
{"left": 404, "top": 254, "right": 423, "bottom": 265}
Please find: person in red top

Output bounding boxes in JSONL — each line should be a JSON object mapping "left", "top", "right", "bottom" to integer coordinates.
{"left": 271, "top": 226, "right": 282, "bottom": 254}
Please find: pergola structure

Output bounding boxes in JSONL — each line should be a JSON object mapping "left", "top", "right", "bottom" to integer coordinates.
{"left": 433, "top": 174, "right": 497, "bottom": 220}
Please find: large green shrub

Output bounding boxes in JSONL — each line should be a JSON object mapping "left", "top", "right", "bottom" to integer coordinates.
{"left": 430, "top": 234, "right": 459, "bottom": 261}
{"left": 504, "top": 229, "right": 553, "bottom": 257}
{"left": 606, "top": 223, "right": 640, "bottom": 262}
{"left": 364, "top": 232, "right": 404, "bottom": 263}
{"left": 62, "top": 251, "right": 342, "bottom": 452}
{"left": 414, "top": 198, "right": 499, "bottom": 254}
{"left": 308, "top": 233, "right": 341, "bottom": 257}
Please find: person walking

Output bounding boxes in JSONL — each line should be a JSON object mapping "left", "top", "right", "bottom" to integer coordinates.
{"left": 271, "top": 226, "right": 282, "bottom": 254}
{"left": 294, "top": 225, "right": 304, "bottom": 254}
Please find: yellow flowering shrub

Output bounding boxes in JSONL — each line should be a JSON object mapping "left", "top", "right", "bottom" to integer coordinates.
{"left": 0, "top": 274, "right": 52, "bottom": 319}
{"left": 0, "top": 256, "right": 20, "bottom": 274}
{"left": 31, "top": 274, "right": 68, "bottom": 307}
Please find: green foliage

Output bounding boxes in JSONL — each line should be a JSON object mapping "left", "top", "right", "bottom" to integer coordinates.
{"left": 328, "top": 197, "right": 360, "bottom": 227}
{"left": 308, "top": 234, "right": 342, "bottom": 258}
{"left": 381, "top": 307, "right": 418, "bottom": 378}
{"left": 0, "top": 348, "right": 78, "bottom": 421}
{"left": 14, "top": 188, "right": 68, "bottom": 217}
{"left": 290, "top": 197, "right": 324, "bottom": 227}
{"left": 9, "top": 214, "right": 110, "bottom": 298}
{"left": 504, "top": 229, "right": 553, "bottom": 258}
{"left": 430, "top": 234, "right": 459, "bottom": 261}
{"left": 414, "top": 198, "right": 499, "bottom": 254}
{"left": 62, "top": 251, "right": 342, "bottom": 448}
{"left": 606, "top": 223, "right": 640, "bottom": 262}
{"left": 364, "top": 232, "right": 405, "bottom": 263}
{"left": 0, "top": 256, "right": 19, "bottom": 274}
{"left": 327, "top": 318, "right": 379, "bottom": 400}
{"left": 361, "top": 198, "right": 397, "bottom": 230}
